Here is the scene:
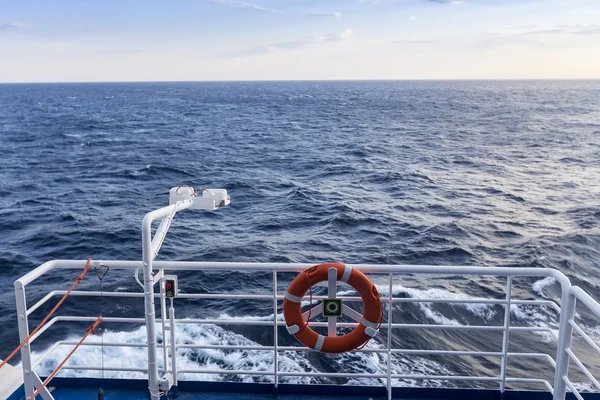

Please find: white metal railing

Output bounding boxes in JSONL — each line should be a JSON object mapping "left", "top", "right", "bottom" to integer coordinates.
{"left": 14, "top": 259, "right": 584, "bottom": 400}
{"left": 555, "top": 286, "right": 600, "bottom": 399}
{"left": 10, "top": 190, "right": 600, "bottom": 400}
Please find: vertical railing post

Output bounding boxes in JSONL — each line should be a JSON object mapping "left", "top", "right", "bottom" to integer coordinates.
{"left": 554, "top": 287, "right": 576, "bottom": 399}
{"left": 159, "top": 270, "right": 168, "bottom": 375}
{"left": 272, "top": 271, "right": 279, "bottom": 392}
{"left": 387, "top": 273, "right": 393, "bottom": 400}
{"left": 142, "top": 214, "right": 161, "bottom": 400}
{"left": 169, "top": 298, "right": 178, "bottom": 393}
{"left": 327, "top": 268, "right": 337, "bottom": 337}
{"left": 500, "top": 276, "right": 513, "bottom": 393}
{"left": 14, "top": 282, "right": 35, "bottom": 399}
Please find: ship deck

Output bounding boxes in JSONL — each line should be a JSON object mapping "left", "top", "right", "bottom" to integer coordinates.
{"left": 8, "top": 379, "right": 599, "bottom": 400}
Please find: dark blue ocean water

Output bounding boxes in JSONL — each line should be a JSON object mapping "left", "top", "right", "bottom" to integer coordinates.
{"left": 1, "top": 81, "right": 600, "bottom": 389}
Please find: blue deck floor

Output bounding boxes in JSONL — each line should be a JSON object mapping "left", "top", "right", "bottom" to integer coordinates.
{"left": 49, "top": 387, "right": 388, "bottom": 400}
{"left": 11, "top": 379, "right": 598, "bottom": 400}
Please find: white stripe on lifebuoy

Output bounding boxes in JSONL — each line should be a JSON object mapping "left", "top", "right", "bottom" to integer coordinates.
{"left": 286, "top": 324, "right": 300, "bottom": 335}
{"left": 365, "top": 327, "right": 378, "bottom": 337}
{"left": 341, "top": 266, "right": 353, "bottom": 283}
{"left": 314, "top": 335, "right": 325, "bottom": 351}
{"left": 360, "top": 317, "right": 379, "bottom": 329}
{"left": 285, "top": 292, "right": 303, "bottom": 303}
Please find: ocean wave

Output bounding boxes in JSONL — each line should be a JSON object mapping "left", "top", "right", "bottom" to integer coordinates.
{"left": 28, "top": 322, "right": 448, "bottom": 386}
{"left": 3, "top": 80, "right": 600, "bottom": 387}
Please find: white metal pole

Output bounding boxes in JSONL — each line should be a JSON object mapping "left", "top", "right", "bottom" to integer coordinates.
{"left": 500, "top": 276, "right": 513, "bottom": 392}
{"left": 142, "top": 215, "right": 161, "bottom": 400}
{"left": 169, "top": 298, "right": 178, "bottom": 389}
{"left": 387, "top": 273, "right": 393, "bottom": 400}
{"left": 272, "top": 271, "right": 279, "bottom": 391}
{"left": 151, "top": 213, "right": 175, "bottom": 259}
{"left": 554, "top": 287, "right": 576, "bottom": 399}
{"left": 142, "top": 199, "right": 192, "bottom": 400}
{"left": 160, "top": 270, "right": 168, "bottom": 375}
{"left": 14, "top": 282, "right": 35, "bottom": 399}
{"left": 327, "top": 267, "right": 337, "bottom": 337}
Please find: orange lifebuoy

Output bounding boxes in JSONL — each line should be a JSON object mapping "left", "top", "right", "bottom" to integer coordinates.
{"left": 282, "top": 263, "right": 382, "bottom": 353}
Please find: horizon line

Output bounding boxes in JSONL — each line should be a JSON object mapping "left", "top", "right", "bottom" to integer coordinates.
{"left": 1, "top": 78, "right": 600, "bottom": 85}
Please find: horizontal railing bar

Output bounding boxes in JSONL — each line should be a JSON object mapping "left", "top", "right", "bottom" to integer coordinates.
{"left": 393, "top": 349, "right": 500, "bottom": 356}
{"left": 47, "top": 365, "right": 556, "bottom": 386}
{"left": 392, "top": 299, "right": 557, "bottom": 306}
{"left": 26, "top": 290, "right": 559, "bottom": 319}
{"left": 504, "top": 378, "right": 554, "bottom": 394}
{"left": 29, "top": 340, "right": 558, "bottom": 363}
{"left": 563, "top": 376, "right": 585, "bottom": 400}
{"left": 54, "top": 341, "right": 149, "bottom": 348}
{"left": 27, "top": 292, "right": 58, "bottom": 316}
{"left": 509, "top": 326, "right": 558, "bottom": 340}
{"left": 31, "top": 341, "right": 160, "bottom": 369}
{"left": 59, "top": 365, "right": 162, "bottom": 373}
{"left": 177, "top": 369, "right": 276, "bottom": 376}
{"left": 508, "top": 353, "right": 557, "bottom": 368}
{"left": 32, "top": 290, "right": 560, "bottom": 306}
{"left": 59, "top": 366, "right": 275, "bottom": 376}
{"left": 277, "top": 345, "right": 385, "bottom": 353}
{"left": 27, "top": 316, "right": 558, "bottom": 346}
{"left": 48, "top": 290, "right": 275, "bottom": 300}
{"left": 565, "top": 348, "right": 600, "bottom": 392}
{"left": 31, "top": 341, "right": 62, "bottom": 369}
{"left": 278, "top": 371, "right": 387, "bottom": 378}
{"left": 392, "top": 324, "right": 504, "bottom": 331}
{"left": 38, "top": 316, "right": 507, "bottom": 330}
{"left": 43, "top": 366, "right": 554, "bottom": 390}
{"left": 570, "top": 320, "right": 600, "bottom": 355}
{"left": 17, "top": 260, "right": 570, "bottom": 289}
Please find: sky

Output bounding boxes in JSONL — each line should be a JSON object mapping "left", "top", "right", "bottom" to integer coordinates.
{"left": 1, "top": 0, "right": 600, "bottom": 82}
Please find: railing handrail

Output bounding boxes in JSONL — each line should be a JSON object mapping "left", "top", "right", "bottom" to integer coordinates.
{"left": 13, "top": 259, "right": 584, "bottom": 400}
{"left": 15, "top": 259, "right": 572, "bottom": 288}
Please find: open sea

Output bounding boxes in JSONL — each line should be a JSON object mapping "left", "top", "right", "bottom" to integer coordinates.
{"left": 1, "top": 80, "right": 599, "bottom": 391}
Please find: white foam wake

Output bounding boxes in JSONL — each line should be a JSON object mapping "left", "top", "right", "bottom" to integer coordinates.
{"left": 30, "top": 322, "right": 317, "bottom": 383}
{"left": 336, "top": 280, "right": 563, "bottom": 342}
{"left": 28, "top": 321, "right": 450, "bottom": 386}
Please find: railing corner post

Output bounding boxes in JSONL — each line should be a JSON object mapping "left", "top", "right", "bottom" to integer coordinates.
{"left": 553, "top": 286, "right": 576, "bottom": 400}
{"left": 14, "top": 283, "right": 35, "bottom": 399}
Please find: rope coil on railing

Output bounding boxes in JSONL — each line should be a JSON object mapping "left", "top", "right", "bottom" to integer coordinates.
{"left": 28, "top": 316, "right": 103, "bottom": 400}
{"left": 0, "top": 258, "right": 94, "bottom": 370}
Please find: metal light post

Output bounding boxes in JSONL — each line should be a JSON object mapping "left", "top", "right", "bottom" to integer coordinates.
{"left": 142, "top": 187, "right": 229, "bottom": 400}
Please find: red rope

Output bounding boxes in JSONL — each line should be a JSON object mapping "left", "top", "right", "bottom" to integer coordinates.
{"left": 0, "top": 258, "right": 93, "bottom": 370}
{"left": 29, "top": 316, "right": 103, "bottom": 400}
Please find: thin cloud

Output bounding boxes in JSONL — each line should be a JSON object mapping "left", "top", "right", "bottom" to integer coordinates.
{"left": 471, "top": 23, "right": 600, "bottom": 48}
{"left": 394, "top": 39, "right": 438, "bottom": 44}
{"left": 209, "top": 0, "right": 283, "bottom": 13}
{"left": 240, "top": 28, "right": 354, "bottom": 56}
{"left": 576, "top": 27, "right": 600, "bottom": 35}
{"left": 96, "top": 50, "right": 147, "bottom": 55}
{"left": 0, "top": 22, "right": 28, "bottom": 32}
{"left": 520, "top": 29, "right": 565, "bottom": 35}
{"left": 517, "top": 24, "right": 600, "bottom": 36}
{"left": 309, "top": 10, "right": 342, "bottom": 19}
{"left": 427, "top": 0, "right": 464, "bottom": 3}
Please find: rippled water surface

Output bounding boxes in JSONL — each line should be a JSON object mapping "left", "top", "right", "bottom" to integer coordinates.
{"left": 1, "top": 81, "right": 599, "bottom": 390}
